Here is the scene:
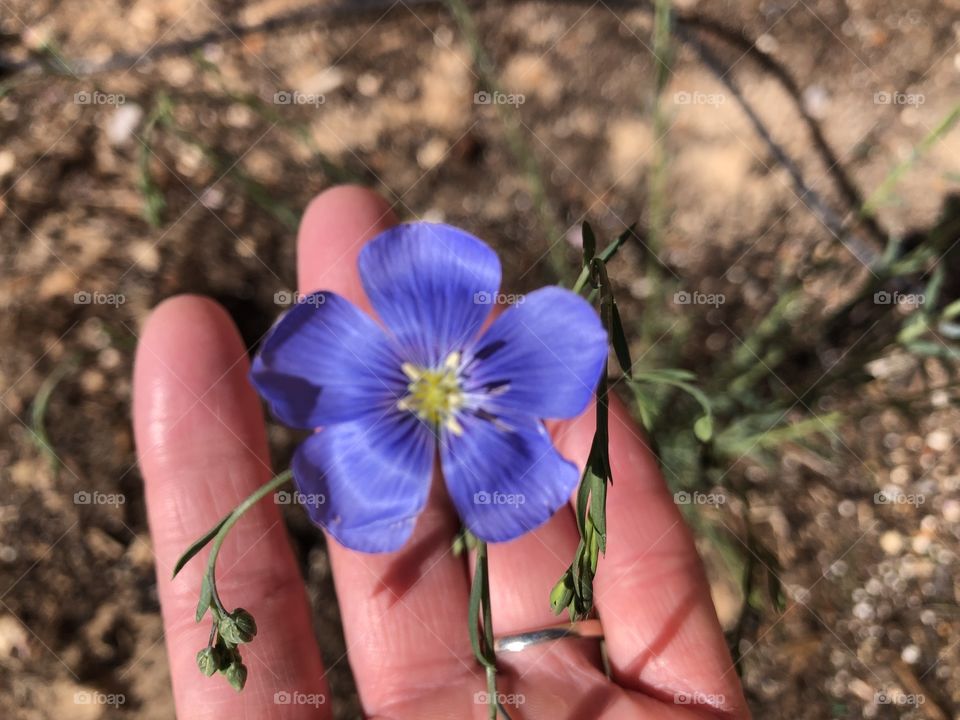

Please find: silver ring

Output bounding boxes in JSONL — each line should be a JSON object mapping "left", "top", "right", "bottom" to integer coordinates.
{"left": 493, "top": 619, "right": 604, "bottom": 653}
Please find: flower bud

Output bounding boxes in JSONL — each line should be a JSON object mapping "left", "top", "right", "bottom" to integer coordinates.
{"left": 549, "top": 576, "right": 573, "bottom": 614}
{"left": 196, "top": 646, "right": 219, "bottom": 676}
{"left": 219, "top": 609, "right": 257, "bottom": 644}
{"left": 232, "top": 608, "right": 258, "bottom": 640}
{"left": 224, "top": 661, "right": 247, "bottom": 691}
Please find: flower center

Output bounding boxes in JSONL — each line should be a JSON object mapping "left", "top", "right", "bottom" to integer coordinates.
{"left": 397, "top": 352, "right": 465, "bottom": 435}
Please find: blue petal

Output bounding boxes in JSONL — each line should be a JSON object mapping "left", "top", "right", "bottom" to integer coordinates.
{"left": 440, "top": 412, "right": 578, "bottom": 543}
{"left": 358, "top": 223, "right": 501, "bottom": 367}
{"left": 462, "top": 287, "right": 607, "bottom": 419}
{"left": 293, "top": 411, "right": 435, "bottom": 553}
{"left": 251, "top": 291, "right": 406, "bottom": 429}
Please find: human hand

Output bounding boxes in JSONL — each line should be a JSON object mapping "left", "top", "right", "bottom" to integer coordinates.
{"left": 133, "top": 185, "right": 749, "bottom": 719}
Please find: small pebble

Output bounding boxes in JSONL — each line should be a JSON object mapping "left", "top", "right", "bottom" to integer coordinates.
{"left": 927, "top": 429, "right": 952, "bottom": 452}
{"left": 417, "top": 138, "right": 449, "bottom": 170}
{"left": 105, "top": 103, "right": 143, "bottom": 146}
{"left": 0, "top": 150, "right": 15, "bottom": 179}
{"left": 943, "top": 499, "right": 960, "bottom": 523}
{"left": 98, "top": 348, "right": 121, "bottom": 370}
{"left": 357, "top": 73, "right": 382, "bottom": 97}
{"left": 901, "top": 644, "right": 921, "bottom": 664}
{"left": 890, "top": 465, "right": 910, "bottom": 484}
{"left": 853, "top": 601, "right": 874, "bottom": 620}
{"left": 880, "top": 530, "right": 904, "bottom": 555}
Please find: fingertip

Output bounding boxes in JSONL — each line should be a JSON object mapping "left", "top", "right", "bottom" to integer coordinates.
{"left": 134, "top": 295, "right": 240, "bottom": 377}
{"left": 133, "top": 295, "right": 254, "bottom": 452}
{"left": 297, "top": 185, "right": 397, "bottom": 304}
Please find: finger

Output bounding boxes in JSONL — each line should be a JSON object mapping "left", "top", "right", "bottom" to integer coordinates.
{"left": 553, "top": 397, "right": 748, "bottom": 716}
{"left": 134, "top": 296, "right": 329, "bottom": 719}
{"left": 297, "top": 186, "right": 475, "bottom": 715}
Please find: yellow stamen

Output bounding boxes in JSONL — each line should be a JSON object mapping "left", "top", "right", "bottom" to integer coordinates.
{"left": 397, "top": 352, "right": 465, "bottom": 433}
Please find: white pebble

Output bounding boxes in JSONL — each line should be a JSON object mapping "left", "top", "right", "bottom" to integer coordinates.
{"left": 901, "top": 644, "right": 921, "bottom": 664}
{"left": 943, "top": 499, "right": 960, "bottom": 523}
{"left": 880, "top": 530, "right": 904, "bottom": 555}
{"left": 926, "top": 429, "right": 952, "bottom": 452}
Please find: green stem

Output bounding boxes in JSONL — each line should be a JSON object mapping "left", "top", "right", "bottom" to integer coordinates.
{"left": 861, "top": 101, "right": 960, "bottom": 218}
{"left": 469, "top": 540, "right": 499, "bottom": 719}
{"left": 203, "top": 469, "right": 293, "bottom": 612}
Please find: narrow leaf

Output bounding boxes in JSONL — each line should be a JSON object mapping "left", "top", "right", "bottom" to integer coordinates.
{"left": 582, "top": 222, "right": 597, "bottom": 264}
{"left": 610, "top": 302, "right": 633, "bottom": 377}
{"left": 174, "top": 511, "right": 232, "bottom": 578}
{"left": 196, "top": 574, "right": 213, "bottom": 622}
{"left": 588, "top": 455, "right": 607, "bottom": 552}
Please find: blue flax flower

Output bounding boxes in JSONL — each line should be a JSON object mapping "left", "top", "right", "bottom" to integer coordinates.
{"left": 251, "top": 223, "right": 608, "bottom": 552}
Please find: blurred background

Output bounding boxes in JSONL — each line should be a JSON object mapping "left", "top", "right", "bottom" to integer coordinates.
{"left": 1, "top": 0, "right": 959, "bottom": 718}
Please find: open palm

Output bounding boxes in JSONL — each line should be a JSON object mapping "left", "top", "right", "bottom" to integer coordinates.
{"left": 133, "top": 185, "right": 749, "bottom": 719}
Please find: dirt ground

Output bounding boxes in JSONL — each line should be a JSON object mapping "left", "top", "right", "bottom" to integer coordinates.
{"left": 1, "top": 0, "right": 960, "bottom": 718}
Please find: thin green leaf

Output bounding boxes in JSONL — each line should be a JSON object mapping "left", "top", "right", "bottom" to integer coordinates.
{"left": 196, "top": 574, "right": 213, "bottom": 622}
{"left": 924, "top": 264, "right": 945, "bottom": 308}
{"left": 907, "top": 340, "right": 960, "bottom": 359}
{"left": 174, "top": 511, "right": 232, "bottom": 578}
{"left": 468, "top": 559, "right": 485, "bottom": 664}
{"left": 942, "top": 298, "right": 960, "bottom": 320}
{"left": 582, "top": 222, "right": 597, "bottom": 264}
{"left": 468, "top": 544, "right": 494, "bottom": 668}
{"left": 609, "top": 302, "right": 633, "bottom": 377}
{"left": 575, "top": 457, "right": 592, "bottom": 535}
{"left": 600, "top": 225, "right": 634, "bottom": 264}
{"left": 589, "top": 465, "right": 607, "bottom": 553}
{"left": 633, "top": 368, "right": 696, "bottom": 382}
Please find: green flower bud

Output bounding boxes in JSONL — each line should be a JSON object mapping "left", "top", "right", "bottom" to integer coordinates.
{"left": 196, "top": 646, "right": 219, "bottom": 677}
{"left": 214, "top": 639, "right": 237, "bottom": 670}
{"left": 549, "top": 576, "right": 573, "bottom": 614}
{"left": 224, "top": 661, "right": 247, "bottom": 692}
{"left": 218, "top": 609, "right": 257, "bottom": 644}
{"left": 233, "top": 608, "right": 257, "bottom": 640}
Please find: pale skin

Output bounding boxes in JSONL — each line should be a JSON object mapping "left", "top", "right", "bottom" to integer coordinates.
{"left": 132, "top": 185, "right": 751, "bottom": 719}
